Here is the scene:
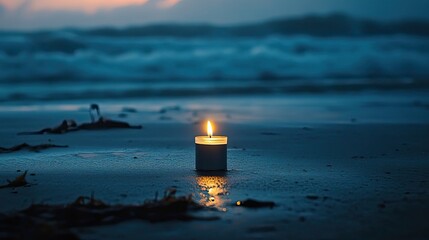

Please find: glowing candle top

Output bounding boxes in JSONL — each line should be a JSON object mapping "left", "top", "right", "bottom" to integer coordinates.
{"left": 195, "top": 121, "right": 227, "bottom": 145}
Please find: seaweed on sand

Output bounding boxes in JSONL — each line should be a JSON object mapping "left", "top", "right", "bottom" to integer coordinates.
{"left": 0, "top": 171, "right": 30, "bottom": 189}
{"left": 77, "top": 117, "right": 142, "bottom": 130}
{"left": 0, "top": 189, "right": 219, "bottom": 239}
{"left": 18, "top": 104, "right": 142, "bottom": 135}
{"left": 0, "top": 143, "right": 68, "bottom": 153}
{"left": 18, "top": 120, "right": 77, "bottom": 135}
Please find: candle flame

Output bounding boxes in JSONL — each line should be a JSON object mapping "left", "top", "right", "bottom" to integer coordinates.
{"left": 207, "top": 121, "right": 213, "bottom": 137}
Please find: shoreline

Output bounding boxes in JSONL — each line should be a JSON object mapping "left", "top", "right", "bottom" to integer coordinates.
{"left": 1, "top": 92, "right": 429, "bottom": 239}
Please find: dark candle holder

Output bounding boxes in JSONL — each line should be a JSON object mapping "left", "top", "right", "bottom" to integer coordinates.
{"left": 195, "top": 143, "right": 227, "bottom": 171}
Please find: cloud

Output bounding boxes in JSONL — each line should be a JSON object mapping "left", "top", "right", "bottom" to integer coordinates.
{"left": 0, "top": 0, "right": 26, "bottom": 11}
{"left": 0, "top": 0, "right": 181, "bottom": 14}
{"left": 1, "top": 0, "right": 429, "bottom": 30}
{"left": 158, "top": 0, "right": 182, "bottom": 8}
{"left": 30, "top": 0, "right": 150, "bottom": 13}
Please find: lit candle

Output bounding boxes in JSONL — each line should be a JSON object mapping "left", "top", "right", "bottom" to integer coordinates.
{"left": 195, "top": 121, "right": 228, "bottom": 171}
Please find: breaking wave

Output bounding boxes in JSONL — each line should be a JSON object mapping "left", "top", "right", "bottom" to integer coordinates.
{"left": 1, "top": 14, "right": 429, "bottom": 101}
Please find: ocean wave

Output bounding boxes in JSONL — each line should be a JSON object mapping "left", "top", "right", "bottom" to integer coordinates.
{"left": 1, "top": 24, "right": 429, "bottom": 101}
{"left": 1, "top": 35, "right": 429, "bottom": 83}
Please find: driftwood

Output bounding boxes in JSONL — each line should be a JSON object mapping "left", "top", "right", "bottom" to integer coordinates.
{"left": 0, "top": 171, "right": 29, "bottom": 189}
{"left": 78, "top": 117, "right": 142, "bottom": 130}
{"left": 18, "top": 104, "right": 142, "bottom": 135}
{"left": 0, "top": 143, "right": 68, "bottom": 154}
{"left": 0, "top": 189, "right": 218, "bottom": 239}
{"left": 18, "top": 120, "right": 77, "bottom": 135}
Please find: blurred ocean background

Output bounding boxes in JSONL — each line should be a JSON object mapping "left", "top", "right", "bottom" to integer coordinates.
{"left": 1, "top": 14, "right": 429, "bottom": 102}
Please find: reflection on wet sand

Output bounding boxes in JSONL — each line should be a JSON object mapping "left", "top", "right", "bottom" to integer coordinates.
{"left": 196, "top": 175, "right": 229, "bottom": 211}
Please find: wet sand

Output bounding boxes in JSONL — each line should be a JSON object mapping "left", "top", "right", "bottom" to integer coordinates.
{"left": 0, "top": 92, "right": 429, "bottom": 239}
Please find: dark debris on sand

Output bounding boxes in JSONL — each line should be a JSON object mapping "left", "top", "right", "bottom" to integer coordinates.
{"left": 159, "top": 105, "right": 181, "bottom": 114}
{"left": 17, "top": 120, "right": 77, "bottom": 135}
{"left": 18, "top": 104, "right": 142, "bottom": 135}
{"left": 77, "top": 117, "right": 142, "bottom": 130}
{"left": 0, "top": 171, "right": 31, "bottom": 189}
{"left": 235, "top": 199, "right": 276, "bottom": 208}
{"left": 122, "top": 107, "right": 138, "bottom": 113}
{"left": 306, "top": 195, "right": 319, "bottom": 200}
{"left": 0, "top": 143, "right": 68, "bottom": 154}
{"left": 0, "top": 189, "right": 219, "bottom": 240}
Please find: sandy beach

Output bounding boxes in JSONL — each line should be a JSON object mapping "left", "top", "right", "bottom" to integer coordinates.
{"left": 1, "top": 91, "right": 428, "bottom": 239}
{"left": 2, "top": 2, "right": 429, "bottom": 238}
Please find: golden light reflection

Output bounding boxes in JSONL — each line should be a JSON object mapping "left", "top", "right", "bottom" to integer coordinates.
{"left": 207, "top": 121, "right": 213, "bottom": 137}
{"left": 196, "top": 176, "right": 228, "bottom": 211}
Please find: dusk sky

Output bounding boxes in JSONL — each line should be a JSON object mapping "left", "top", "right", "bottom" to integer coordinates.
{"left": 1, "top": 0, "right": 429, "bottom": 30}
